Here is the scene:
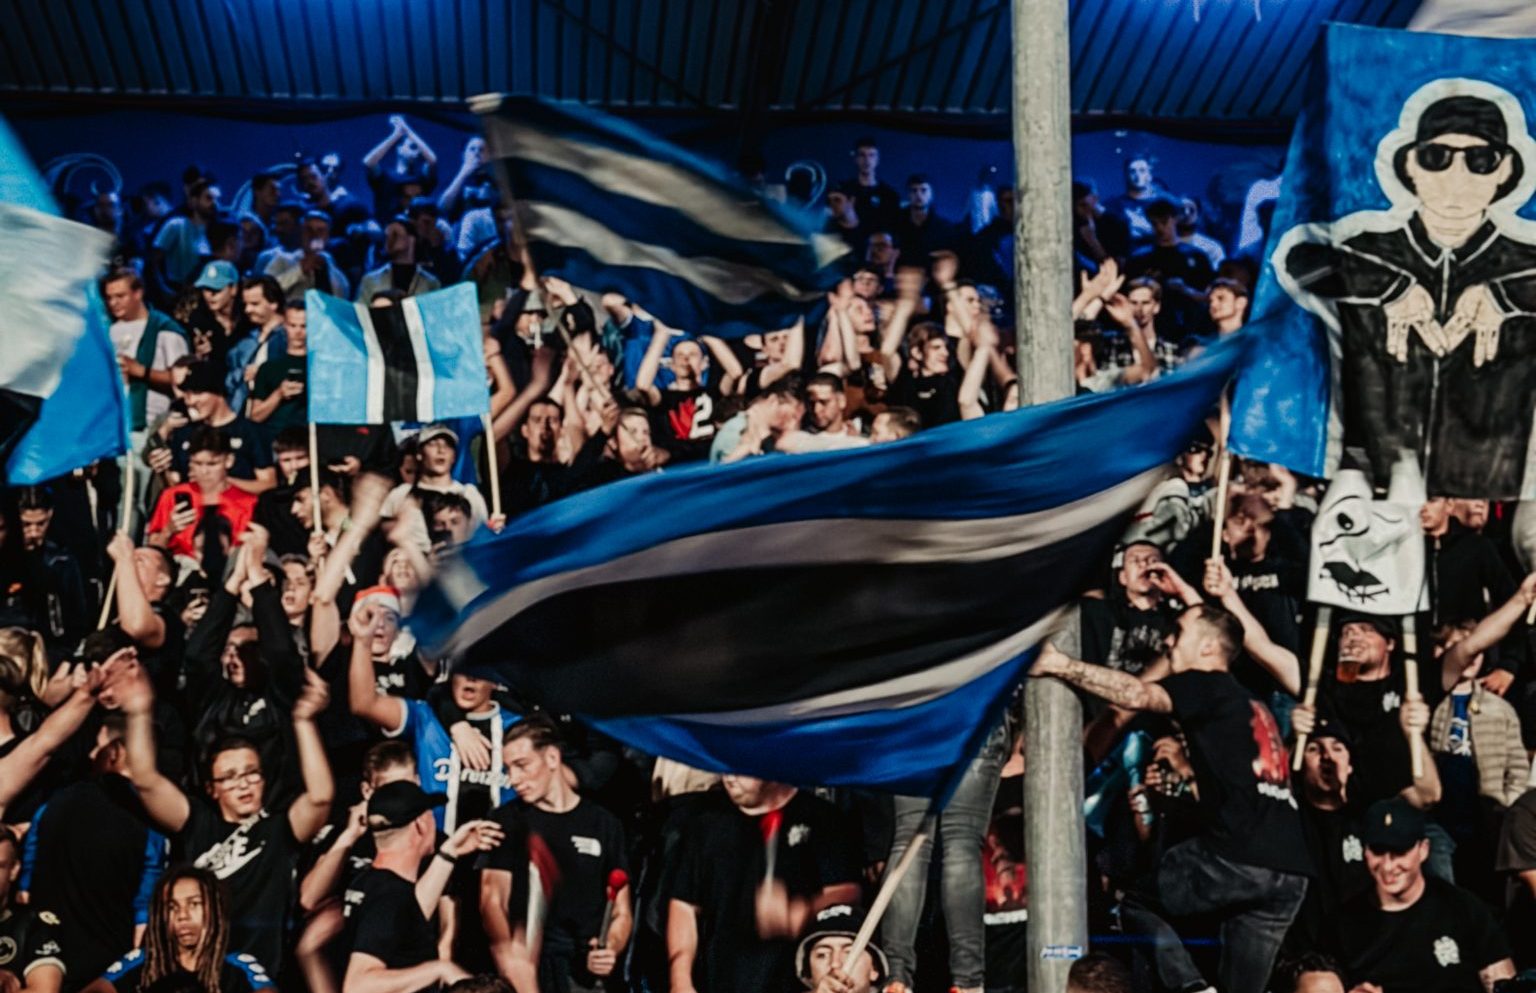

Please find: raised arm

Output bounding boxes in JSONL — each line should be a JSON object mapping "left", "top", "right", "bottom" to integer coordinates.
{"left": 347, "top": 602, "right": 407, "bottom": 732}
{"left": 757, "top": 317, "right": 806, "bottom": 390}
{"left": 700, "top": 335, "right": 744, "bottom": 397}
{"left": 415, "top": 820, "right": 503, "bottom": 917}
{"left": 0, "top": 677, "right": 103, "bottom": 818}
{"left": 110, "top": 660, "right": 191, "bottom": 833}
{"left": 1203, "top": 558, "right": 1301, "bottom": 696}
{"left": 1031, "top": 642, "right": 1174, "bottom": 713}
{"left": 958, "top": 319, "right": 996, "bottom": 422}
{"left": 287, "top": 668, "right": 335, "bottom": 843}
{"left": 1440, "top": 573, "right": 1536, "bottom": 691}
{"left": 106, "top": 532, "right": 166, "bottom": 650}
{"left": 876, "top": 269, "right": 923, "bottom": 381}
{"left": 299, "top": 800, "right": 366, "bottom": 912}
{"left": 633, "top": 322, "right": 672, "bottom": 406}
{"left": 490, "top": 346, "right": 557, "bottom": 443}
{"left": 363, "top": 119, "right": 405, "bottom": 170}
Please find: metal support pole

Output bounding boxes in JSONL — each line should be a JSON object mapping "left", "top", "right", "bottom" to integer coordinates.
{"left": 1013, "top": 0, "right": 1089, "bottom": 985}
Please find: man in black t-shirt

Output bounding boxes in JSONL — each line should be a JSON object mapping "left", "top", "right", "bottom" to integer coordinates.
{"left": 1333, "top": 798, "right": 1514, "bottom": 993}
{"left": 0, "top": 830, "right": 66, "bottom": 993}
{"left": 343, "top": 781, "right": 501, "bottom": 993}
{"left": 499, "top": 399, "right": 570, "bottom": 519}
{"left": 634, "top": 322, "right": 742, "bottom": 464}
{"left": 1080, "top": 541, "right": 1184, "bottom": 677}
{"left": 886, "top": 323, "right": 961, "bottom": 430}
{"left": 24, "top": 715, "right": 168, "bottom": 991}
{"left": 480, "top": 716, "right": 631, "bottom": 992}
{"left": 112, "top": 658, "right": 335, "bottom": 974}
{"left": 1298, "top": 615, "right": 1449, "bottom": 811}
{"left": 1036, "top": 603, "right": 1311, "bottom": 993}
{"left": 166, "top": 362, "right": 276, "bottom": 495}
{"left": 668, "top": 777, "right": 860, "bottom": 993}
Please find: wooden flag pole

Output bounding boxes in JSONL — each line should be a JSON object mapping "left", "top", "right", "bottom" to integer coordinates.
{"left": 1402, "top": 614, "right": 1425, "bottom": 780}
{"left": 1292, "top": 605, "right": 1333, "bottom": 771}
{"left": 482, "top": 412, "right": 502, "bottom": 522}
{"left": 1209, "top": 395, "right": 1233, "bottom": 562}
{"left": 99, "top": 454, "right": 137, "bottom": 629}
{"left": 843, "top": 813, "right": 936, "bottom": 975}
{"left": 308, "top": 421, "right": 323, "bottom": 537}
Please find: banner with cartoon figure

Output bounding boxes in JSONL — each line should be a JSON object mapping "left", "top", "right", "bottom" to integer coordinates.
{"left": 1232, "top": 24, "right": 1536, "bottom": 498}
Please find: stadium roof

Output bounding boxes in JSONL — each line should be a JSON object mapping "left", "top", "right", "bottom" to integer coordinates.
{"left": 0, "top": 0, "right": 1417, "bottom": 127}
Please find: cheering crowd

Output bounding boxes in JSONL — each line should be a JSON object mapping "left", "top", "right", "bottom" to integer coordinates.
{"left": 0, "top": 116, "right": 1530, "bottom": 993}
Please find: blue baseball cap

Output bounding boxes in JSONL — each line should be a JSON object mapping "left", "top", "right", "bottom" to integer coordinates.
{"left": 193, "top": 260, "right": 238, "bottom": 290}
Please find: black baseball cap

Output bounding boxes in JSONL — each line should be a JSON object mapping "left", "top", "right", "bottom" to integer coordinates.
{"left": 1362, "top": 797, "right": 1427, "bottom": 854}
{"left": 1309, "top": 715, "right": 1353, "bottom": 752}
{"left": 1336, "top": 611, "right": 1400, "bottom": 641}
{"left": 366, "top": 781, "right": 445, "bottom": 831}
{"left": 181, "top": 362, "right": 225, "bottom": 396}
{"left": 794, "top": 904, "right": 888, "bottom": 987}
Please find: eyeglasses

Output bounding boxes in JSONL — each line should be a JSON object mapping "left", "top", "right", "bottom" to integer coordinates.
{"left": 212, "top": 769, "right": 263, "bottom": 788}
{"left": 1414, "top": 142, "right": 1509, "bottom": 175}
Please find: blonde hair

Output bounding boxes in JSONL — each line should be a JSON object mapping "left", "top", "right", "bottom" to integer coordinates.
{"left": 0, "top": 627, "right": 48, "bottom": 705}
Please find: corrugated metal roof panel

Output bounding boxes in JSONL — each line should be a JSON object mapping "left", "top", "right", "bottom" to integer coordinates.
{"left": 0, "top": 0, "right": 1423, "bottom": 122}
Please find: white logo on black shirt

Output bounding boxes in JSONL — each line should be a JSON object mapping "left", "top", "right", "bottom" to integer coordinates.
{"left": 0, "top": 937, "right": 16, "bottom": 966}
{"left": 1383, "top": 691, "right": 1402, "bottom": 712}
{"left": 572, "top": 836, "right": 602, "bottom": 858}
{"left": 194, "top": 817, "right": 266, "bottom": 880}
{"left": 1433, "top": 936, "right": 1460, "bottom": 966}
{"left": 1342, "top": 835, "right": 1363, "bottom": 863}
{"left": 788, "top": 824, "right": 811, "bottom": 848}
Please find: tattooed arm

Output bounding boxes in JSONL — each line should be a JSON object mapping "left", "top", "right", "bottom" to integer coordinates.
{"left": 1031, "top": 642, "right": 1174, "bottom": 714}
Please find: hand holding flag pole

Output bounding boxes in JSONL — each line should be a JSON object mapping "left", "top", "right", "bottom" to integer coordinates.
{"left": 1291, "top": 606, "right": 1333, "bottom": 771}
{"left": 1401, "top": 615, "right": 1425, "bottom": 780}
{"left": 597, "top": 867, "right": 628, "bottom": 948}
{"left": 760, "top": 808, "right": 782, "bottom": 888}
{"left": 97, "top": 456, "right": 136, "bottom": 630}
{"left": 1209, "top": 395, "right": 1233, "bottom": 562}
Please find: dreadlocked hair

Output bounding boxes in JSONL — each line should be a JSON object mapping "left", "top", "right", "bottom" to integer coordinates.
{"left": 143, "top": 866, "right": 229, "bottom": 993}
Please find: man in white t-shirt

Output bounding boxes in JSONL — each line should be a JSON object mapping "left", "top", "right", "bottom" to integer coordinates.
{"left": 380, "top": 423, "right": 489, "bottom": 531}
{"left": 104, "top": 269, "right": 191, "bottom": 433}
{"left": 103, "top": 267, "right": 191, "bottom": 527}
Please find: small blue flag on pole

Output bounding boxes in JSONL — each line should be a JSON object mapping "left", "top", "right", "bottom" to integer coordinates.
{"left": 306, "top": 283, "right": 490, "bottom": 425}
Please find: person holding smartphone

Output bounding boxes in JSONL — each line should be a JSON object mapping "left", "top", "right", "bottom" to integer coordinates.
{"left": 249, "top": 299, "right": 310, "bottom": 437}
{"left": 145, "top": 426, "right": 258, "bottom": 561}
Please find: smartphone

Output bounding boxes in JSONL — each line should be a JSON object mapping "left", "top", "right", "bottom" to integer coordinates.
{"left": 169, "top": 399, "right": 189, "bottom": 417}
{"left": 174, "top": 492, "right": 194, "bottom": 515}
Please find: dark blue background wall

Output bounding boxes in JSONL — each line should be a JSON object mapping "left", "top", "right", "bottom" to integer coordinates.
{"left": 10, "top": 106, "right": 1285, "bottom": 248}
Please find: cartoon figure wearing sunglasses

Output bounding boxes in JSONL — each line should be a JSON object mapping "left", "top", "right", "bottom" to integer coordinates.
{"left": 1277, "top": 78, "right": 1536, "bottom": 498}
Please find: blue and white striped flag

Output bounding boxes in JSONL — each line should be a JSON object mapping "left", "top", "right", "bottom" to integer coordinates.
{"left": 306, "top": 283, "right": 489, "bottom": 425}
{"left": 412, "top": 335, "right": 1248, "bottom": 797}
{"left": 474, "top": 95, "right": 853, "bottom": 336}
{"left": 0, "top": 116, "right": 125, "bottom": 485}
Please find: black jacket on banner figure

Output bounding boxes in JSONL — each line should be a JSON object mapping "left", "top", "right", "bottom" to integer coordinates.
{"left": 1277, "top": 79, "right": 1536, "bottom": 498}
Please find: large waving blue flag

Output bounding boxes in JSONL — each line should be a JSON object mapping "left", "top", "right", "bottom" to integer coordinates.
{"left": 0, "top": 116, "right": 124, "bottom": 485}
{"left": 412, "top": 336, "right": 1247, "bottom": 797}
{"left": 307, "top": 284, "right": 489, "bottom": 425}
{"left": 474, "top": 95, "right": 852, "bottom": 336}
{"left": 1231, "top": 24, "right": 1536, "bottom": 499}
